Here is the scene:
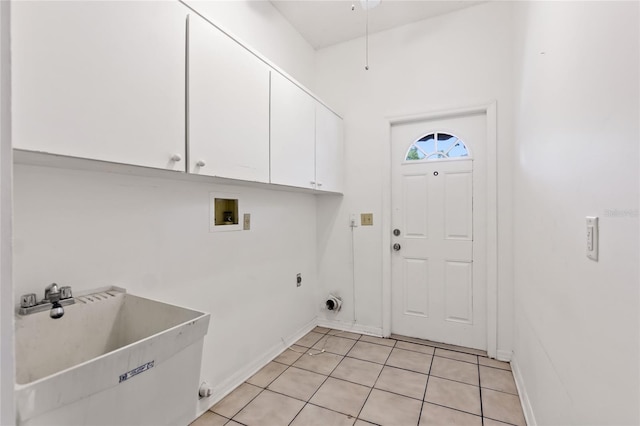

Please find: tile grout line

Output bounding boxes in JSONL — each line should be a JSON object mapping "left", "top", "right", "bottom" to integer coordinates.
{"left": 352, "top": 380, "right": 429, "bottom": 404}
{"left": 307, "top": 333, "right": 360, "bottom": 357}
{"left": 285, "top": 328, "right": 372, "bottom": 425}
{"left": 392, "top": 335, "right": 487, "bottom": 356}
{"left": 432, "top": 351, "right": 480, "bottom": 366}
{"left": 422, "top": 354, "right": 487, "bottom": 420}
{"left": 342, "top": 351, "right": 432, "bottom": 372}
{"left": 352, "top": 336, "right": 398, "bottom": 423}
{"left": 428, "top": 372, "right": 481, "bottom": 389}
{"left": 475, "top": 365, "right": 521, "bottom": 397}
{"left": 416, "top": 349, "right": 436, "bottom": 425}
{"left": 477, "top": 355, "right": 485, "bottom": 426}
{"left": 221, "top": 330, "right": 506, "bottom": 425}
{"left": 262, "top": 362, "right": 515, "bottom": 422}
{"left": 223, "top": 386, "right": 266, "bottom": 422}
{"left": 422, "top": 400, "right": 485, "bottom": 419}
{"left": 287, "top": 334, "right": 350, "bottom": 426}
{"left": 209, "top": 329, "right": 513, "bottom": 426}
{"left": 478, "top": 363, "right": 512, "bottom": 372}
{"left": 218, "top": 329, "right": 505, "bottom": 426}
{"left": 210, "top": 384, "right": 263, "bottom": 421}
{"left": 305, "top": 400, "right": 368, "bottom": 422}
{"left": 228, "top": 359, "right": 294, "bottom": 424}
{"left": 374, "top": 363, "right": 430, "bottom": 378}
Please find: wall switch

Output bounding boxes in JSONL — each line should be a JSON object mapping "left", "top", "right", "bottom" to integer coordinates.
{"left": 350, "top": 214, "right": 358, "bottom": 227}
{"left": 586, "top": 216, "right": 598, "bottom": 261}
{"left": 361, "top": 213, "right": 373, "bottom": 226}
{"left": 243, "top": 213, "right": 250, "bottom": 230}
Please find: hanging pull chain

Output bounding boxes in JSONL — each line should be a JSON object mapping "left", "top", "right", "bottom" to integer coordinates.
{"left": 365, "top": 0, "right": 369, "bottom": 70}
{"left": 352, "top": 0, "right": 371, "bottom": 71}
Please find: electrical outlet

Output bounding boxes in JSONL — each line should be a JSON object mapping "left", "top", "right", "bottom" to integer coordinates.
{"left": 350, "top": 213, "right": 358, "bottom": 227}
{"left": 361, "top": 213, "right": 373, "bottom": 226}
{"left": 243, "top": 213, "right": 251, "bottom": 230}
{"left": 296, "top": 273, "right": 302, "bottom": 287}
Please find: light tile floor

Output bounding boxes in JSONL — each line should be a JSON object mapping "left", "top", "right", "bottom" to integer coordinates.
{"left": 191, "top": 327, "right": 526, "bottom": 426}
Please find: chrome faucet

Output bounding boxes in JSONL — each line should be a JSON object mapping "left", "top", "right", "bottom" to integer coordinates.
{"left": 44, "top": 283, "right": 60, "bottom": 302}
{"left": 19, "top": 283, "right": 75, "bottom": 318}
{"left": 44, "top": 283, "right": 64, "bottom": 319}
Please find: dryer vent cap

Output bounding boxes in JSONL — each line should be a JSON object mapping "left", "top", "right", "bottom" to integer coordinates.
{"left": 326, "top": 295, "right": 342, "bottom": 311}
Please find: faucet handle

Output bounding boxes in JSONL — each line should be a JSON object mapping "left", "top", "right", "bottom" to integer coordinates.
{"left": 20, "top": 293, "right": 37, "bottom": 308}
{"left": 60, "top": 286, "right": 73, "bottom": 300}
{"left": 44, "top": 283, "right": 60, "bottom": 302}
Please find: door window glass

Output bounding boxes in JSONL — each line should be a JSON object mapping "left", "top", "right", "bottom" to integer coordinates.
{"left": 405, "top": 132, "right": 469, "bottom": 161}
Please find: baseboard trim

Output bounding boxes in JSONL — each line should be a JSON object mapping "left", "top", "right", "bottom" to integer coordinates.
{"left": 194, "top": 317, "right": 317, "bottom": 418}
{"left": 511, "top": 352, "right": 537, "bottom": 426}
{"left": 496, "top": 349, "right": 512, "bottom": 362}
{"left": 316, "top": 317, "right": 383, "bottom": 337}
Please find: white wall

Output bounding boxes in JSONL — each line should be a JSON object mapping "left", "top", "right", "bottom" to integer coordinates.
{"left": 9, "top": 1, "right": 322, "bottom": 421}
{"left": 183, "top": 0, "right": 316, "bottom": 90}
{"left": 314, "top": 1, "right": 515, "bottom": 354}
{"left": 12, "top": 164, "right": 319, "bottom": 416}
{"left": 512, "top": 2, "right": 639, "bottom": 425}
{"left": 0, "top": 0, "right": 15, "bottom": 424}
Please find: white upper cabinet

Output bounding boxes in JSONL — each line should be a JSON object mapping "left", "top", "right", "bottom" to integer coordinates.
{"left": 188, "top": 15, "right": 270, "bottom": 182}
{"left": 11, "top": 1, "right": 187, "bottom": 171}
{"left": 270, "top": 72, "right": 316, "bottom": 189}
{"left": 315, "top": 103, "right": 344, "bottom": 193}
{"left": 11, "top": 1, "right": 344, "bottom": 192}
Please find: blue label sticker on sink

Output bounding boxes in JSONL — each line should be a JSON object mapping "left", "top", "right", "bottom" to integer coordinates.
{"left": 119, "top": 361, "right": 154, "bottom": 383}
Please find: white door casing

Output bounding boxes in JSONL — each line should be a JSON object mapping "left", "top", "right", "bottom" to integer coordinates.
{"left": 390, "top": 112, "right": 488, "bottom": 351}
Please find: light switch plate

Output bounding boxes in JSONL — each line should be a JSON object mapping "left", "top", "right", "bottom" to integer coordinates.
{"left": 586, "top": 216, "right": 598, "bottom": 261}
{"left": 243, "top": 213, "right": 251, "bottom": 230}
{"left": 361, "top": 213, "right": 373, "bottom": 226}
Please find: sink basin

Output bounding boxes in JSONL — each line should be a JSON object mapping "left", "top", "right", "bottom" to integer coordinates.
{"left": 14, "top": 287, "right": 210, "bottom": 425}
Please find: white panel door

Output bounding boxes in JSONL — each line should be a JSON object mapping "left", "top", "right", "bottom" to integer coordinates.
{"left": 11, "top": 1, "right": 187, "bottom": 170}
{"left": 270, "top": 72, "right": 316, "bottom": 189}
{"left": 188, "top": 15, "right": 270, "bottom": 182}
{"left": 315, "top": 102, "right": 344, "bottom": 193}
{"left": 391, "top": 114, "right": 487, "bottom": 350}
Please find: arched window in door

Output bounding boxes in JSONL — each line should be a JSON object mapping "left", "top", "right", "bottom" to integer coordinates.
{"left": 405, "top": 132, "right": 470, "bottom": 161}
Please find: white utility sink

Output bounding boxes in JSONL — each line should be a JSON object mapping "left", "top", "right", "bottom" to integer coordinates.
{"left": 14, "top": 287, "right": 210, "bottom": 426}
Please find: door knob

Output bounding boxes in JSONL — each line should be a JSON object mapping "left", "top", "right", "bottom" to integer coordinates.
{"left": 196, "top": 160, "right": 206, "bottom": 167}
{"left": 393, "top": 243, "right": 401, "bottom": 251}
{"left": 393, "top": 229, "right": 401, "bottom": 236}
{"left": 171, "top": 154, "right": 182, "bottom": 162}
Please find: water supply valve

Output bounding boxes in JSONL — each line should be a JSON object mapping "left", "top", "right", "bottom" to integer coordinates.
{"left": 199, "top": 382, "right": 213, "bottom": 399}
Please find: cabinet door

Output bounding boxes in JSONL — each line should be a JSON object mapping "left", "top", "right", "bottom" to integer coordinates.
{"left": 11, "top": 1, "right": 186, "bottom": 171}
{"left": 188, "top": 15, "right": 270, "bottom": 182}
{"left": 270, "top": 73, "right": 316, "bottom": 189}
{"left": 315, "top": 103, "right": 344, "bottom": 193}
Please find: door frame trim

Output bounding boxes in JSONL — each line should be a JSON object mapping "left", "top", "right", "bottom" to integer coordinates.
{"left": 381, "top": 101, "right": 498, "bottom": 358}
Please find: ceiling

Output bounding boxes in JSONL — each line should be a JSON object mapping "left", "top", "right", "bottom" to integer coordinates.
{"left": 270, "top": 0, "right": 485, "bottom": 50}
